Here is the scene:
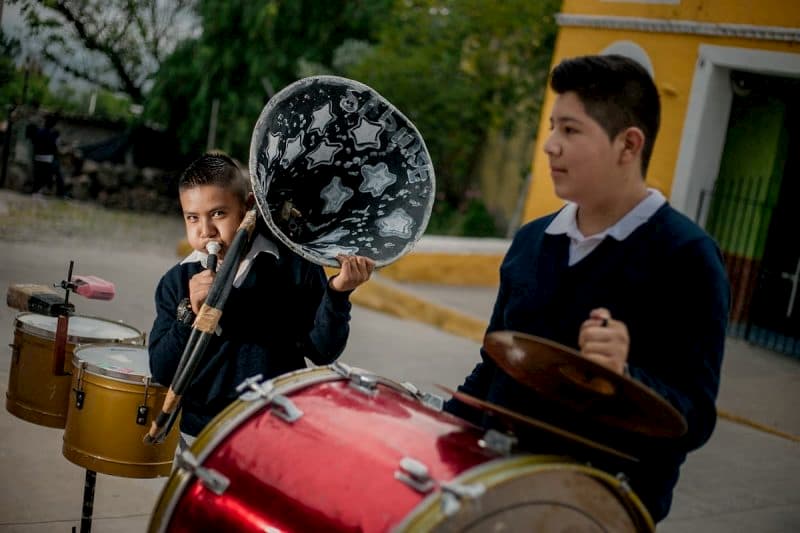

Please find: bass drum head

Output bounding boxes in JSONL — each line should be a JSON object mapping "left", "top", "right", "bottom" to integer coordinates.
{"left": 249, "top": 75, "right": 435, "bottom": 267}
{"left": 397, "top": 456, "right": 654, "bottom": 533}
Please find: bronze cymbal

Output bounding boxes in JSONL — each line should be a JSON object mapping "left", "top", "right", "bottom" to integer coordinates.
{"left": 437, "top": 384, "right": 638, "bottom": 463}
{"left": 482, "top": 331, "right": 687, "bottom": 439}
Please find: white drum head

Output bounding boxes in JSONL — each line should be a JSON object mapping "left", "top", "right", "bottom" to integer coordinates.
{"left": 16, "top": 313, "right": 142, "bottom": 343}
{"left": 73, "top": 344, "right": 151, "bottom": 383}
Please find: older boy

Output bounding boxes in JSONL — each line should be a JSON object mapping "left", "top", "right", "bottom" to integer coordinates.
{"left": 445, "top": 55, "right": 730, "bottom": 522}
{"left": 149, "top": 152, "right": 373, "bottom": 447}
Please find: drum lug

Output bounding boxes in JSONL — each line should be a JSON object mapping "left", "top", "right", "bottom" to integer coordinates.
{"left": 236, "top": 374, "right": 274, "bottom": 401}
{"left": 74, "top": 363, "right": 87, "bottom": 409}
{"left": 439, "top": 481, "right": 487, "bottom": 516}
{"left": 616, "top": 472, "right": 633, "bottom": 494}
{"left": 478, "top": 429, "right": 517, "bottom": 456}
{"left": 136, "top": 405, "right": 149, "bottom": 425}
{"left": 348, "top": 372, "right": 378, "bottom": 397}
{"left": 331, "top": 361, "right": 353, "bottom": 378}
{"left": 176, "top": 450, "right": 230, "bottom": 496}
{"left": 394, "top": 457, "right": 435, "bottom": 494}
{"left": 401, "top": 382, "right": 444, "bottom": 411}
{"left": 9, "top": 343, "right": 19, "bottom": 364}
{"left": 74, "top": 390, "right": 85, "bottom": 410}
{"left": 333, "top": 362, "right": 378, "bottom": 396}
{"left": 270, "top": 394, "right": 303, "bottom": 423}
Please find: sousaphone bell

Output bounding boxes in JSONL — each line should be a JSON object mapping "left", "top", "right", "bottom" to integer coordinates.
{"left": 249, "top": 75, "right": 435, "bottom": 267}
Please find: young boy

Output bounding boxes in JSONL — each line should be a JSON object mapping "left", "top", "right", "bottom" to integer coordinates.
{"left": 445, "top": 55, "right": 730, "bottom": 523}
{"left": 149, "top": 152, "right": 374, "bottom": 449}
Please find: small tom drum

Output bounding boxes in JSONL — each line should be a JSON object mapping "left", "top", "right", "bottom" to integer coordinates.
{"left": 6, "top": 313, "right": 144, "bottom": 428}
{"left": 149, "top": 365, "right": 653, "bottom": 532}
{"left": 62, "top": 344, "right": 180, "bottom": 478}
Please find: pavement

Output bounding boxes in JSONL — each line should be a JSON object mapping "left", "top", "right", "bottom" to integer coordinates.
{"left": 0, "top": 191, "right": 798, "bottom": 532}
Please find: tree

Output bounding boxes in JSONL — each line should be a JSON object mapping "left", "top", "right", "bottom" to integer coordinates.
{"left": 345, "top": 0, "right": 558, "bottom": 216}
{"left": 145, "top": 0, "right": 392, "bottom": 160}
{"left": 12, "top": 0, "right": 198, "bottom": 103}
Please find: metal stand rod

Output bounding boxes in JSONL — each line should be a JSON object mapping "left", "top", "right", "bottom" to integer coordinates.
{"left": 77, "top": 469, "right": 96, "bottom": 533}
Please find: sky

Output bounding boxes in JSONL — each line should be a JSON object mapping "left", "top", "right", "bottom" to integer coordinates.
{"left": 2, "top": 2, "right": 200, "bottom": 98}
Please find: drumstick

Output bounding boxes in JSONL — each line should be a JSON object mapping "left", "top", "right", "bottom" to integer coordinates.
{"left": 145, "top": 209, "right": 258, "bottom": 444}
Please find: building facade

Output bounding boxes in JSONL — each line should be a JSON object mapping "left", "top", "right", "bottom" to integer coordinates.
{"left": 523, "top": 0, "right": 800, "bottom": 356}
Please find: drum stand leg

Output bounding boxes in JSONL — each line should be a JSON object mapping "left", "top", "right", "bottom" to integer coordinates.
{"left": 72, "top": 469, "right": 96, "bottom": 533}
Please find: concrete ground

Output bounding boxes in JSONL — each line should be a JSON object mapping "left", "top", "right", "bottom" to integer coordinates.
{"left": 0, "top": 190, "right": 798, "bottom": 531}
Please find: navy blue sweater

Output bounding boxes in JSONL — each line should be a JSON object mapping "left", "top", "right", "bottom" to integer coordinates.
{"left": 445, "top": 203, "right": 730, "bottom": 522}
{"left": 149, "top": 245, "right": 352, "bottom": 436}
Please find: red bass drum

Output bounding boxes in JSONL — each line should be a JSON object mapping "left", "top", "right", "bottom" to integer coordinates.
{"left": 149, "top": 365, "right": 653, "bottom": 532}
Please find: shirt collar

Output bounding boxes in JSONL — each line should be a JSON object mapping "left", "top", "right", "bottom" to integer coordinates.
{"left": 545, "top": 188, "right": 666, "bottom": 241}
{"left": 180, "top": 233, "right": 281, "bottom": 269}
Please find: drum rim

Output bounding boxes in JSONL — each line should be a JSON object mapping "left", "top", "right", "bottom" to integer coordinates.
{"left": 394, "top": 455, "right": 655, "bottom": 532}
{"left": 248, "top": 74, "right": 436, "bottom": 269}
{"left": 148, "top": 366, "right": 342, "bottom": 533}
{"left": 72, "top": 343, "right": 159, "bottom": 385}
{"left": 14, "top": 312, "right": 144, "bottom": 345}
{"left": 149, "top": 365, "right": 429, "bottom": 532}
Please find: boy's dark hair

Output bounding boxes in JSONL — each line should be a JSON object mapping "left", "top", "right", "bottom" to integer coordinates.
{"left": 178, "top": 151, "right": 250, "bottom": 203}
{"left": 550, "top": 54, "right": 661, "bottom": 176}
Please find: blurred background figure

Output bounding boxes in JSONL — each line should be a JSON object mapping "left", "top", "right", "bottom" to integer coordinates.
{"left": 26, "top": 113, "right": 65, "bottom": 197}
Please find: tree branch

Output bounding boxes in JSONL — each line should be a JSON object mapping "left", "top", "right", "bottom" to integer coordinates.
{"left": 49, "top": 0, "right": 144, "bottom": 102}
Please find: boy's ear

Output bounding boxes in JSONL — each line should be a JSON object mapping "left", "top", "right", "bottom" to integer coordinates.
{"left": 246, "top": 192, "right": 256, "bottom": 209}
{"left": 619, "top": 127, "right": 645, "bottom": 166}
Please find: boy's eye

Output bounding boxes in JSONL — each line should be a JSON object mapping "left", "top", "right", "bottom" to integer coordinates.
{"left": 185, "top": 215, "right": 197, "bottom": 223}
{"left": 212, "top": 210, "right": 226, "bottom": 218}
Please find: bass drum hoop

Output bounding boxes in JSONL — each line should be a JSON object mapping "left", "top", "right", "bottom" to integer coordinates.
{"left": 148, "top": 365, "right": 424, "bottom": 533}
{"left": 395, "top": 454, "right": 655, "bottom": 532}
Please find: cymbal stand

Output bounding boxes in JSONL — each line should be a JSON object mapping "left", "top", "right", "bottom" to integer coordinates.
{"left": 53, "top": 261, "right": 97, "bottom": 533}
{"left": 73, "top": 469, "right": 96, "bottom": 533}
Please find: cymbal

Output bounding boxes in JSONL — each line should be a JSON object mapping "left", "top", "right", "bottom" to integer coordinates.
{"left": 437, "top": 385, "right": 638, "bottom": 463}
{"left": 482, "top": 331, "right": 687, "bottom": 439}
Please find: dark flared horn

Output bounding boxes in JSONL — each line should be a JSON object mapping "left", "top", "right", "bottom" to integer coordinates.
{"left": 249, "top": 76, "right": 435, "bottom": 268}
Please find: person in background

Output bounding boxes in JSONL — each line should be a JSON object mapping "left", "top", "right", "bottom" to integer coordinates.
{"left": 27, "top": 114, "right": 65, "bottom": 197}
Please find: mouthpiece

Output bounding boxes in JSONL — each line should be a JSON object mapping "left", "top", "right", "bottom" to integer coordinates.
{"left": 206, "top": 241, "right": 221, "bottom": 272}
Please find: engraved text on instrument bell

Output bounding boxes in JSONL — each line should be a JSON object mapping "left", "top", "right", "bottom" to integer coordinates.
{"left": 320, "top": 177, "right": 354, "bottom": 215}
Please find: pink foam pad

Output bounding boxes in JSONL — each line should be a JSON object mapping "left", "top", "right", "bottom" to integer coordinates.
{"left": 72, "top": 275, "right": 116, "bottom": 300}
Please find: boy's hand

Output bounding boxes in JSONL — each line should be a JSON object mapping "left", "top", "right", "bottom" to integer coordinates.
{"left": 330, "top": 255, "right": 375, "bottom": 292}
{"left": 578, "top": 307, "right": 629, "bottom": 375}
{"left": 188, "top": 269, "right": 215, "bottom": 313}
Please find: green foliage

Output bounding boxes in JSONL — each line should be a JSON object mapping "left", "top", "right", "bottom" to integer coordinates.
{"left": 425, "top": 197, "right": 497, "bottom": 237}
{"left": 145, "top": 0, "right": 392, "bottom": 160}
{"left": 345, "top": 0, "right": 558, "bottom": 224}
{"left": 143, "top": 0, "right": 557, "bottom": 237}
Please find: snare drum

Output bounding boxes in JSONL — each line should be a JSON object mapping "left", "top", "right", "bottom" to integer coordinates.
{"left": 149, "top": 365, "right": 653, "bottom": 532}
{"left": 6, "top": 313, "right": 145, "bottom": 428}
{"left": 62, "top": 344, "right": 180, "bottom": 478}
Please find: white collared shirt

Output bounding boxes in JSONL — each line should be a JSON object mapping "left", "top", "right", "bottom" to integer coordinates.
{"left": 545, "top": 189, "right": 666, "bottom": 266}
{"left": 180, "top": 233, "right": 280, "bottom": 287}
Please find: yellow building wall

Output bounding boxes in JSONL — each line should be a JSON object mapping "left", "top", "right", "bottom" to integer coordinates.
{"left": 523, "top": 0, "right": 800, "bottom": 222}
